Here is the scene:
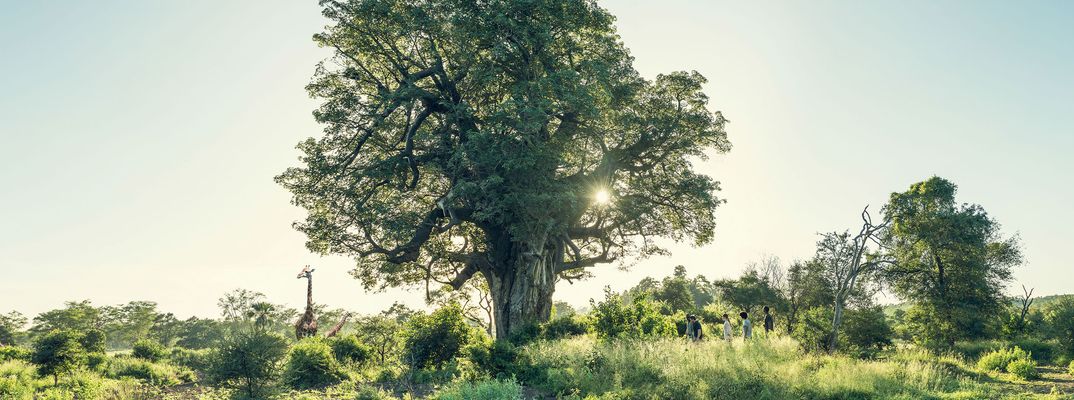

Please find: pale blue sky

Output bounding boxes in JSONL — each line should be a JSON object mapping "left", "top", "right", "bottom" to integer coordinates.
{"left": 2, "top": 1, "right": 1072, "bottom": 320}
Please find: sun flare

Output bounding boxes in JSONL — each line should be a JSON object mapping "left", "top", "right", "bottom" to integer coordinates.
{"left": 594, "top": 189, "right": 612, "bottom": 205}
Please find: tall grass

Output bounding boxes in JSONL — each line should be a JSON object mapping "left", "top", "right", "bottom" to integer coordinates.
{"left": 518, "top": 336, "right": 996, "bottom": 399}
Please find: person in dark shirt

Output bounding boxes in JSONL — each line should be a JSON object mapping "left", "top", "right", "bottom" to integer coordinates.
{"left": 686, "top": 314, "right": 703, "bottom": 341}
{"left": 763, "top": 306, "right": 774, "bottom": 337}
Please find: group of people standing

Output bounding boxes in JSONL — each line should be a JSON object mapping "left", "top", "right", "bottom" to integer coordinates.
{"left": 684, "top": 306, "right": 775, "bottom": 342}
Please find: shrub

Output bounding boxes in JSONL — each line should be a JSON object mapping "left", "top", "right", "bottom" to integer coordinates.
{"left": 1068, "top": 359, "right": 1074, "bottom": 376}
{"left": 542, "top": 315, "right": 590, "bottom": 340}
{"left": 169, "top": 347, "right": 212, "bottom": 372}
{"left": 105, "top": 356, "right": 194, "bottom": 386}
{"left": 977, "top": 346, "right": 1031, "bottom": 372}
{"left": 1007, "top": 359, "right": 1039, "bottom": 380}
{"left": 31, "top": 330, "right": 85, "bottom": 384}
{"left": 1042, "top": 297, "right": 1074, "bottom": 357}
{"left": 283, "top": 338, "right": 343, "bottom": 389}
{"left": 132, "top": 339, "right": 166, "bottom": 362}
{"left": 0, "top": 346, "right": 30, "bottom": 362}
{"left": 403, "top": 304, "right": 481, "bottom": 371}
{"left": 469, "top": 340, "right": 519, "bottom": 379}
{"left": 792, "top": 307, "right": 833, "bottom": 353}
{"left": 329, "top": 334, "right": 372, "bottom": 366}
{"left": 590, "top": 290, "right": 676, "bottom": 340}
{"left": 0, "top": 360, "right": 35, "bottom": 399}
{"left": 210, "top": 331, "right": 288, "bottom": 398}
{"left": 354, "top": 385, "right": 399, "bottom": 400}
{"left": 432, "top": 379, "right": 523, "bottom": 400}
{"left": 841, "top": 306, "right": 893, "bottom": 358}
{"left": 85, "top": 352, "right": 108, "bottom": 371}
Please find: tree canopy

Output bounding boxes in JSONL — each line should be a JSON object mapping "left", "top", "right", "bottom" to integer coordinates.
{"left": 881, "top": 176, "right": 1021, "bottom": 347}
{"left": 278, "top": 0, "right": 729, "bottom": 338}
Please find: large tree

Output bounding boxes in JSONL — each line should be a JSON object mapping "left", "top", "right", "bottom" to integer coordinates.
{"left": 881, "top": 177, "right": 1021, "bottom": 348}
{"left": 279, "top": 0, "right": 730, "bottom": 338}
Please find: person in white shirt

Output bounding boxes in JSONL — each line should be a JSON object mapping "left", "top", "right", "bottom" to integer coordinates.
{"left": 722, "top": 313, "right": 732, "bottom": 342}
{"left": 740, "top": 311, "right": 752, "bottom": 339}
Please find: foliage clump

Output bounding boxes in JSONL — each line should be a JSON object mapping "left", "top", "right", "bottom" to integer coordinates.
{"left": 131, "top": 338, "right": 166, "bottom": 361}
{"left": 1006, "top": 358, "right": 1039, "bottom": 380}
{"left": 283, "top": 338, "right": 343, "bottom": 389}
{"left": 209, "top": 331, "right": 288, "bottom": 398}
{"left": 402, "top": 304, "right": 482, "bottom": 371}
{"left": 431, "top": 379, "right": 523, "bottom": 400}
{"left": 328, "top": 334, "right": 372, "bottom": 366}
{"left": 590, "top": 290, "right": 675, "bottom": 340}
{"left": 31, "top": 330, "right": 85, "bottom": 384}
{"left": 976, "top": 346, "right": 1032, "bottom": 373}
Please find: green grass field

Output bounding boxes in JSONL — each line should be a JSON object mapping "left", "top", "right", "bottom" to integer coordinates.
{"left": 4, "top": 335, "right": 1071, "bottom": 399}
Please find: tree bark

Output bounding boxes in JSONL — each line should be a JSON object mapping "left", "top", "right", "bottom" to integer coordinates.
{"left": 829, "top": 294, "right": 844, "bottom": 352}
{"left": 484, "top": 239, "right": 561, "bottom": 340}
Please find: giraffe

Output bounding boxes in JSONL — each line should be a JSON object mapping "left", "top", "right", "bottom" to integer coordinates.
{"left": 294, "top": 265, "right": 318, "bottom": 339}
{"left": 324, "top": 312, "right": 352, "bottom": 338}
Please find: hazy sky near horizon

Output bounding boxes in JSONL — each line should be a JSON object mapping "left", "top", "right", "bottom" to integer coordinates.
{"left": 2, "top": 1, "right": 1072, "bottom": 320}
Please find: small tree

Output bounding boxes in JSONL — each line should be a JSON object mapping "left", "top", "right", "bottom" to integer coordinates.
{"left": 0, "top": 311, "right": 27, "bottom": 346}
{"left": 712, "top": 269, "right": 783, "bottom": 315}
{"left": 1042, "top": 297, "right": 1074, "bottom": 357}
{"left": 31, "top": 330, "right": 86, "bottom": 385}
{"left": 210, "top": 331, "right": 288, "bottom": 398}
{"left": 1015, "top": 285, "right": 1035, "bottom": 334}
{"left": 354, "top": 315, "right": 402, "bottom": 365}
{"left": 813, "top": 206, "right": 889, "bottom": 352}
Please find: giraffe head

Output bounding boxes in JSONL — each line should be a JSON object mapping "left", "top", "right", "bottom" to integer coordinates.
{"left": 297, "top": 265, "right": 315, "bottom": 279}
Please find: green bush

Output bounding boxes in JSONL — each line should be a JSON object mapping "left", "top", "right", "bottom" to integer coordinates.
{"left": 432, "top": 379, "right": 523, "bottom": 400}
{"left": 31, "top": 330, "right": 86, "bottom": 384}
{"left": 1068, "top": 359, "right": 1074, "bottom": 376}
{"left": 542, "top": 315, "right": 590, "bottom": 340}
{"left": 329, "top": 334, "right": 372, "bottom": 366}
{"left": 0, "top": 360, "right": 36, "bottom": 399}
{"left": 210, "top": 331, "right": 288, "bottom": 398}
{"left": 469, "top": 339, "right": 519, "bottom": 379}
{"left": 169, "top": 347, "right": 212, "bottom": 372}
{"left": 132, "top": 339, "right": 166, "bottom": 362}
{"left": 590, "top": 290, "right": 676, "bottom": 340}
{"left": 841, "top": 306, "right": 893, "bottom": 358}
{"left": 105, "top": 356, "right": 194, "bottom": 386}
{"left": 403, "top": 304, "right": 482, "bottom": 371}
{"left": 792, "top": 307, "right": 833, "bottom": 353}
{"left": 1042, "top": 297, "right": 1074, "bottom": 357}
{"left": 283, "top": 338, "right": 343, "bottom": 389}
{"left": 1007, "top": 359, "right": 1039, "bottom": 380}
{"left": 85, "top": 352, "right": 108, "bottom": 371}
{"left": 354, "top": 385, "right": 399, "bottom": 400}
{"left": 977, "top": 346, "right": 1031, "bottom": 372}
{"left": 0, "top": 346, "right": 30, "bottom": 362}
{"left": 64, "top": 370, "right": 105, "bottom": 398}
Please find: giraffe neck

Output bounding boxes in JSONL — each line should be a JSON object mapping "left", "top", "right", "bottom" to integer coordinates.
{"left": 306, "top": 275, "right": 314, "bottom": 309}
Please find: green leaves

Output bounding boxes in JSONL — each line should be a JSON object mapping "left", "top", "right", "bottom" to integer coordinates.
{"left": 882, "top": 176, "right": 1022, "bottom": 347}
{"left": 281, "top": 0, "right": 729, "bottom": 334}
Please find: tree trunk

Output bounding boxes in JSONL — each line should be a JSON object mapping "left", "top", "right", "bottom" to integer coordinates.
{"left": 485, "top": 240, "right": 560, "bottom": 340}
{"left": 829, "top": 294, "right": 844, "bottom": 352}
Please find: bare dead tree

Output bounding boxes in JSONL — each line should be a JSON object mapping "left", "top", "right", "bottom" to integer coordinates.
{"left": 1017, "top": 285, "right": 1035, "bottom": 333}
{"left": 815, "top": 206, "right": 892, "bottom": 351}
